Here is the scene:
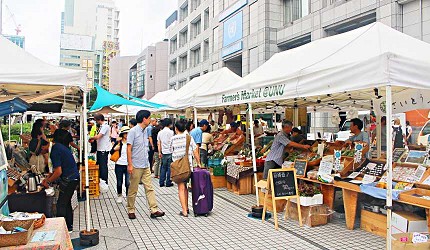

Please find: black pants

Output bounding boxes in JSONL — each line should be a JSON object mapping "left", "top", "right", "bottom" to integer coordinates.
{"left": 97, "top": 151, "right": 109, "bottom": 184}
{"left": 148, "top": 149, "right": 154, "bottom": 171}
{"left": 57, "top": 179, "right": 79, "bottom": 231}
{"left": 115, "top": 164, "right": 130, "bottom": 195}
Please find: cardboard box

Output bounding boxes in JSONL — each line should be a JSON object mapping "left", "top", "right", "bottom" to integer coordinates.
{"left": 291, "top": 194, "right": 323, "bottom": 207}
{"left": 392, "top": 211, "right": 428, "bottom": 234}
{"left": 286, "top": 200, "right": 329, "bottom": 227}
{"left": 392, "top": 233, "right": 430, "bottom": 250}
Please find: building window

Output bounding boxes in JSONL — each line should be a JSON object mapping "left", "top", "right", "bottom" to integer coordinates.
{"left": 136, "top": 59, "right": 146, "bottom": 97}
{"left": 212, "top": 27, "right": 219, "bottom": 52}
{"left": 180, "top": 1, "right": 189, "bottom": 21}
{"left": 179, "top": 27, "right": 188, "bottom": 48}
{"left": 283, "top": 0, "right": 309, "bottom": 24}
{"left": 203, "top": 39, "right": 209, "bottom": 61}
{"left": 190, "top": 73, "right": 200, "bottom": 81}
{"left": 169, "top": 82, "right": 177, "bottom": 89}
{"left": 191, "top": 0, "right": 201, "bottom": 10}
{"left": 191, "top": 16, "right": 201, "bottom": 40}
{"left": 191, "top": 46, "right": 201, "bottom": 67}
{"left": 170, "top": 36, "right": 178, "bottom": 54}
{"left": 249, "top": 3, "right": 258, "bottom": 34}
{"left": 169, "top": 60, "right": 177, "bottom": 77}
{"left": 179, "top": 54, "right": 188, "bottom": 72}
{"left": 213, "top": 1, "right": 220, "bottom": 16}
{"left": 204, "top": 8, "right": 210, "bottom": 30}
{"left": 178, "top": 79, "right": 187, "bottom": 88}
{"left": 60, "top": 62, "right": 81, "bottom": 67}
{"left": 60, "top": 54, "right": 81, "bottom": 59}
{"left": 249, "top": 47, "right": 258, "bottom": 73}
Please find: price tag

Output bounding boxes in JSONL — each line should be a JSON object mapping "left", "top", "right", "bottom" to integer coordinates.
{"left": 347, "top": 172, "right": 360, "bottom": 179}
{"left": 318, "top": 161, "right": 333, "bottom": 175}
{"left": 412, "top": 232, "right": 428, "bottom": 244}
{"left": 334, "top": 150, "right": 342, "bottom": 171}
{"left": 354, "top": 143, "right": 364, "bottom": 163}
{"left": 362, "top": 174, "right": 376, "bottom": 184}
{"left": 413, "top": 165, "right": 427, "bottom": 182}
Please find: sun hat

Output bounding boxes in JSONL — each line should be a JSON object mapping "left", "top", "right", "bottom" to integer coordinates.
{"left": 119, "top": 126, "right": 130, "bottom": 136}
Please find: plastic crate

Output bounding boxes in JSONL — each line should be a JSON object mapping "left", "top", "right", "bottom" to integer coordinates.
{"left": 82, "top": 179, "right": 100, "bottom": 197}
{"left": 209, "top": 158, "right": 222, "bottom": 167}
{"left": 213, "top": 166, "right": 225, "bottom": 176}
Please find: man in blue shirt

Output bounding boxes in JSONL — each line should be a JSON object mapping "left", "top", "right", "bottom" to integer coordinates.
{"left": 190, "top": 119, "right": 209, "bottom": 165}
{"left": 41, "top": 132, "right": 79, "bottom": 232}
{"left": 126, "top": 110, "right": 165, "bottom": 220}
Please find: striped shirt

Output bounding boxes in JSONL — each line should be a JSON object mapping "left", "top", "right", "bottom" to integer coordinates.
{"left": 265, "top": 131, "right": 291, "bottom": 166}
{"left": 170, "top": 134, "right": 197, "bottom": 169}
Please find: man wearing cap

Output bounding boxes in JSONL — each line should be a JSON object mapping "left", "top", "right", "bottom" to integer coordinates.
{"left": 190, "top": 119, "right": 209, "bottom": 166}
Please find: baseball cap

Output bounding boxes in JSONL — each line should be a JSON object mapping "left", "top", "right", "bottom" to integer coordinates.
{"left": 199, "top": 119, "right": 209, "bottom": 126}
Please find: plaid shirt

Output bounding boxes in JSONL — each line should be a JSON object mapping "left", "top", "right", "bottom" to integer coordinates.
{"left": 265, "top": 131, "right": 291, "bottom": 166}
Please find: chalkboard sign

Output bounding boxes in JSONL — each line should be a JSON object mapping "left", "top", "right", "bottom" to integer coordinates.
{"left": 293, "top": 160, "right": 307, "bottom": 176}
{"left": 393, "top": 148, "right": 407, "bottom": 162}
{"left": 271, "top": 170, "right": 297, "bottom": 198}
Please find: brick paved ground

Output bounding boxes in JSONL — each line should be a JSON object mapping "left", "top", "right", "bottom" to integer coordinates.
{"left": 71, "top": 163, "right": 385, "bottom": 250}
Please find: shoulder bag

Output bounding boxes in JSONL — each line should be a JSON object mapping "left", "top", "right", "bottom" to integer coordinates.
{"left": 110, "top": 141, "right": 121, "bottom": 162}
{"left": 170, "top": 135, "right": 192, "bottom": 184}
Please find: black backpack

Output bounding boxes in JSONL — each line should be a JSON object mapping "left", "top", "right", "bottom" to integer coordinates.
{"left": 393, "top": 126, "right": 404, "bottom": 148}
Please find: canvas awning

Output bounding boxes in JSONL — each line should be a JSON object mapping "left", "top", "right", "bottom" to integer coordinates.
{"left": 0, "top": 97, "right": 30, "bottom": 117}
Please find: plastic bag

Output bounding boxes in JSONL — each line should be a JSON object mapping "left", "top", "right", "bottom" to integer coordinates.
{"left": 99, "top": 180, "right": 109, "bottom": 193}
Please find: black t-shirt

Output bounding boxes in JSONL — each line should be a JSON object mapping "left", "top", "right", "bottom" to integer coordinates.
{"left": 53, "top": 129, "right": 73, "bottom": 148}
{"left": 29, "top": 138, "right": 49, "bottom": 156}
{"left": 152, "top": 127, "right": 160, "bottom": 152}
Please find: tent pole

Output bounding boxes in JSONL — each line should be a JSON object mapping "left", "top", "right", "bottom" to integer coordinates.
{"left": 83, "top": 90, "right": 92, "bottom": 232}
{"left": 194, "top": 107, "right": 198, "bottom": 127}
{"left": 79, "top": 108, "right": 84, "bottom": 197}
{"left": 376, "top": 115, "right": 382, "bottom": 158}
{"left": 245, "top": 109, "right": 250, "bottom": 145}
{"left": 8, "top": 114, "right": 11, "bottom": 142}
{"left": 248, "top": 103, "right": 259, "bottom": 206}
{"left": 386, "top": 86, "right": 393, "bottom": 249}
{"left": 20, "top": 115, "right": 23, "bottom": 145}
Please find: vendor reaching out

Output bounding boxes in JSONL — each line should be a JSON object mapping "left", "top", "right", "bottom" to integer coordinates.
{"left": 221, "top": 122, "right": 244, "bottom": 136}
{"left": 263, "top": 120, "right": 311, "bottom": 179}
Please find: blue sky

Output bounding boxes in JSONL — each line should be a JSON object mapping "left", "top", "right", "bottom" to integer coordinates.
{"left": 2, "top": 0, "right": 177, "bottom": 65}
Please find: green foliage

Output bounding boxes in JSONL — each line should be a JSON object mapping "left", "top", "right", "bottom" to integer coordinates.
{"left": 1, "top": 123, "right": 32, "bottom": 142}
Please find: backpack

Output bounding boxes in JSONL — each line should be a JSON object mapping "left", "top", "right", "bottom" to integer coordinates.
{"left": 170, "top": 135, "right": 192, "bottom": 184}
{"left": 393, "top": 126, "right": 404, "bottom": 148}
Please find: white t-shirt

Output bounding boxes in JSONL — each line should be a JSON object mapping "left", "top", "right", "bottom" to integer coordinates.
{"left": 97, "top": 122, "right": 111, "bottom": 151}
{"left": 116, "top": 141, "right": 128, "bottom": 165}
{"left": 170, "top": 134, "right": 197, "bottom": 169}
{"left": 157, "top": 127, "right": 174, "bottom": 154}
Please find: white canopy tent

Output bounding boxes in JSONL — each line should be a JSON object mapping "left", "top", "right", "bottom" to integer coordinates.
{"left": 148, "top": 89, "right": 176, "bottom": 106}
{"left": 194, "top": 22, "right": 430, "bottom": 247}
{"left": 0, "top": 36, "right": 95, "bottom": 234}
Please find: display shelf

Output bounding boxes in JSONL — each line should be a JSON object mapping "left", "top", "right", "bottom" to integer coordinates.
{"left": 399, "top": 188, "right": 430, "bottom": 208}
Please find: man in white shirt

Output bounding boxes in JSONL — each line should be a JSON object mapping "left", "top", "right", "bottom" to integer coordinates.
{"left": 157, "top": 118, "right": 174, "bottom": 187}
{"left": 89, "top": 114, "right": 111, "bottom": 185}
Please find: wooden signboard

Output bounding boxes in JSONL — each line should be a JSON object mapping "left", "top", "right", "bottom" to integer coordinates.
{"left": 293, "top": 160, "right": 307, "bottom": 177}
{"left": 262, "top": 168, "right": 302, "bottom": 229}
{"left": 393, "top": 148, "right": 407, "bottom": 163}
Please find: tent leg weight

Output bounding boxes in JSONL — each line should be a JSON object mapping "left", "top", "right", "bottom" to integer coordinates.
{"left": 80, "top": 229, "right": 99, "bottom": 246}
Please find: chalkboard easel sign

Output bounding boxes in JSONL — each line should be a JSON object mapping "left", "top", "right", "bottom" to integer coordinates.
{"left": 262, "top": 168, "right": 303, "bottom": 229}
{"left": 293, "top": 160, "right": 307, "bottom": 177}
{"left": 392, "top": 148, "right": 407, "bottom": 163}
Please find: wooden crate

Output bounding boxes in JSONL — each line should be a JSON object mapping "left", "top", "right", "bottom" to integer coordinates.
{"left": 286, "top": 201, "right": 329, "bottom": 227}
{"left": 258, "top": 190, "right": 287, "bottom": 212}
{"left": 211, "top": 175, "right": 227, "bottom": 189}
{"left": 252, "top": 172, "right": 264, "bottom": 194}
{"left": 399, "top": 188, "right": 430, "bottom": 208}
{"left": 227, "top": 175, "right": 252, "bottom": 195}
{"left": 360, "top": 209, "right": 387, "bottom": 237}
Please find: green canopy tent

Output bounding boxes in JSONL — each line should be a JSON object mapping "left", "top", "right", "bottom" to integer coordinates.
{"left": 89, "top": 85, "right": 156, "bottom": 111}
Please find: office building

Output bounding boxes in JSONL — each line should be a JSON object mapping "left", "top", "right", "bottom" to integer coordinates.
{"left": 128, "top": 41, "right": 168, "bottom": 99}
{"left": 4, "top": 35, "right": 25, "bottom": 48}
{"left": 60, "top": 0, "right": 119, "bottom": 89}
{"left": 109, "top": 55, "right": 139, "bottom": 94}
{"left": 166, "top": 0, "right": 430, "bottom": 90}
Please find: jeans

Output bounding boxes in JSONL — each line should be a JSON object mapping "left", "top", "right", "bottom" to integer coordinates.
{"left": 57, "top": 179, "right": 79, "bottom": 231}
{"left": 115, "top": 164, "right": 130, "bottom": 195}
{"left": 263, "top": 160, "right": 281, "bottom": 179}
{"left": 97, "top": 151, "right": 109, "bottom": 184}
{"left": 200, "top": 149, "right": 208, "bottom": 167}
{"left": 160, "top": 154, "right": 172, "bottom": 186}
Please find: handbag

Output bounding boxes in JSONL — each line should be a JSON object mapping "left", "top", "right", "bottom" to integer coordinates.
{"left": 110, "top": 150, "right": 120, "bottom": 162}
{"left": 171, "top": 135, "right": 191, "bottom": 184}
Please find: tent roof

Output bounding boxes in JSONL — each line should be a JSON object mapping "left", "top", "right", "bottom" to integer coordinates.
{"left": 0, "top": 97, "right": 30, "bottom": 117}
{"left": 90, "top": 85, "right": 157, "bottom": 111}
{"left": 148, "top": 89, "right": 176, "bottom": 106}
{"left": 206, "top": 22, "right": 430, "bottom": 107}
{"left": 168, "top": 67, "right": 241, "bottom": 109}
{"left": 89, "top": 106, "right": 124, "bottom": 114}
{"left": 118, "top": 92, "right": 167, "bottom": 109}
{"left": 0, "top": 35, "right": 86, "bottom": 93}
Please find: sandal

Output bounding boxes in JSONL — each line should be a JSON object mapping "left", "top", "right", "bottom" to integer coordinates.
{"left": 179, "top": 211, "right": 188, "bottom": 217}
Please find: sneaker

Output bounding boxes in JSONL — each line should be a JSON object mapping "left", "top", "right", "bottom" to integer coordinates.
{"left": 166, "top": 183, "right": 174, "bottom": 187}
{"left": 150, "top": 211, "right": 165, "bottom": 219}
{"left": 116, "top": 194, "right": 123, "bottom": 203}
{"left": 128, "top": 213, "right": 136, "bottom": 219}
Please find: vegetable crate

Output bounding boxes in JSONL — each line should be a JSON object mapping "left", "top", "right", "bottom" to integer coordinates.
{"left": 85, "top": 181, "right": 100, "bottom": 197}
{"left": 212, "top": 166, "right": 225, "bottom": 176}
{"left": 80, "top": 164, "right": 100, "bottom": 197}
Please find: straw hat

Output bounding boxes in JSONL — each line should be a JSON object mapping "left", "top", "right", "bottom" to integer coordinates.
{"left": 119, "top": 126, "right": 130, "bottom": 136}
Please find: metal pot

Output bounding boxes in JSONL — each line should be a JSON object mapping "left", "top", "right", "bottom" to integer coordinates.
{"left": 28, "top": 177, "right": 37, "bottom": 192}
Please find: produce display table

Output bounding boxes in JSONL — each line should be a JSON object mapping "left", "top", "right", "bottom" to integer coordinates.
{"left": 297, "top": 177, "right": 336, "bottom": 209}
{"left": 0, "top": 218, "right": 73, "bottom": 250}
